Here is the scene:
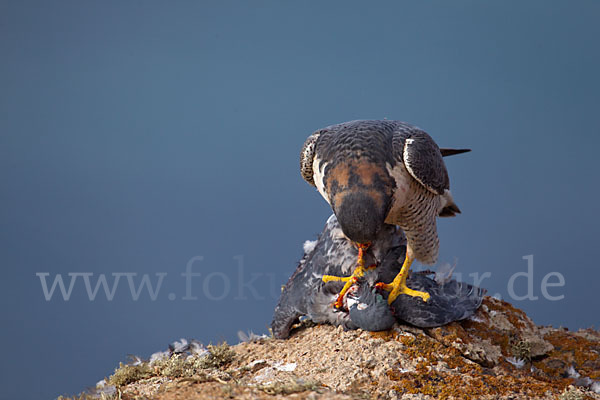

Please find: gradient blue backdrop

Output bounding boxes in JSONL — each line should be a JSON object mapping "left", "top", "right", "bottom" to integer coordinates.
{"left": 1, "top": 1, "right": 599, "bottom": 399}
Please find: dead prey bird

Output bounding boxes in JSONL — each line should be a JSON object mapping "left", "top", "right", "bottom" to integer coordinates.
{"left": 271, "top": 215, "right": 485, "bottom": 339}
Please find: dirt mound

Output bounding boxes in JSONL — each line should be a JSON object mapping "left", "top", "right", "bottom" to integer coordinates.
{"left": 63, "top": 297, "right": 599, "bottom": 400}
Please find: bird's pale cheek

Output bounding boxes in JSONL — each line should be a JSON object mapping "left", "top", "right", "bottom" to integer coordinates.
{"left": 312, "top": 160, "right": 330, "bottom": 204}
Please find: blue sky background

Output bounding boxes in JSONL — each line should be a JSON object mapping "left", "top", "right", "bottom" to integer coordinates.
{"left": 1, "top": 1, "right": 599, "bottom": 399}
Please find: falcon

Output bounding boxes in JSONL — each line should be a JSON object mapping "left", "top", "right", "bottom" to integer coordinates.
{"left": 300, "top": 120, "right": 467, "bottom": 307}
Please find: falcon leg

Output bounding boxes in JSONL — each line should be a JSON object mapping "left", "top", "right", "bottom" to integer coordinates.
{"left": 376, "top": 255, "right": 430, "bottom": 304}
{"left": 322, "top": 243, "right": 374, "bottom": 308}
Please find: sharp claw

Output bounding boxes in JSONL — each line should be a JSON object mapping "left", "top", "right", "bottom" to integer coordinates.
{"left": 333, "top": 297, "right": 344, "bottom": 309}
{"left": 387, "top": 284, "right": 430, "bottom": 304}
{"left": 376, "top": 255, "right": 429, "bottom": 304}
{"left": 376, "top": 279, "right": 430, "bottom": 303}
{"left": 322, "top": 242, "right": 373, "bottom": 309}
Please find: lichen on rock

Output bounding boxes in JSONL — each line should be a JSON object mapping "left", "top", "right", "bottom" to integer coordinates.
{"left": 61, "top": 298, "right": 599, "bottom": 400}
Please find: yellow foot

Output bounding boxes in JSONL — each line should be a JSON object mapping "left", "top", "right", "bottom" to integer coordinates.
{"left": 321, "top": 243, "right": 373, "bottom": 308}
{"left": 321, "top": 275, "right": 353, "bottom": 283}
{"left": 375, "top": 254, "right": 429, "bottom": 304}
{"left": 376, "top": 281, "right": 430, "bottom": 304}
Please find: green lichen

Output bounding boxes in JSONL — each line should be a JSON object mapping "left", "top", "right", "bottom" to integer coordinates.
{"left": 559, "top": 386, "right": 585, "bottom": 400}
{"left": 257, "top": 377, "right": 321, "bottom": 395}
{"left": 510, "top": 339, "right": 532, "bottom": 362}
{"left": 199, "top": 342, "right": 235, "bottom": 369}
{"left": 107, "top": 362, "right": 153, "bottom": 387}
{"left": 151, "top": 353, "right": 208, "bottom": 378}
{"left": 57, "top": 393, "right": 116, "bottom": 400}
{"left": 105, "top": 341, "right": 235, "bottom": 388}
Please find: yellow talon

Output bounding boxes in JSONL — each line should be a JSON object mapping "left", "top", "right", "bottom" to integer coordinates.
{"left": 321, "top": 275, "right": 352, "bottom": 283}
{"left": 321, "top": 242, "right": 372, "bottom": 308}
{"left": 376, "top": 255, "right": 430, "bottom": 304}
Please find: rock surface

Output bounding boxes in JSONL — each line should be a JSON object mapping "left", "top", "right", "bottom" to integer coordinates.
{"left": 67, "top": 297, "right": 600, "bottom": 400}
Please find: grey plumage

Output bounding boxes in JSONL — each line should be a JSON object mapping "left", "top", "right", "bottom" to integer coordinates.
{"left": 393, "top": 125, "right": 449, "bottom": 195}
{"left": 301, "top": 119, "right": 462, "bottom": 266}
{"left": 347, "top": 281, "right": 396, "bottom": 332}
{"left": 271, "top": 215, "right": 485, "bottom": 339}
{"left": 271, "top": 214, "right": 402, "bottom": 338}
{"left": 390, "top": 272, "right": 485, "bottom": 328}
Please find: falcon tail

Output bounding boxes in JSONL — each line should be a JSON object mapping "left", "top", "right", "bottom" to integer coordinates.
{"left": 440, "top": 148, "right": 471, "bottom": 157}
{"left": 439, "top": 202, "right": 461, "bottom": 217}
{"left": 439, "top": 190, "right": 461, "bottom": 217}
{"left": 438, "top": 149, "right": 468, "bottom": 216}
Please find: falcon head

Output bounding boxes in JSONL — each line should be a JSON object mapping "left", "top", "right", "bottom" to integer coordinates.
{"left": 323, "top": 160, "right": 393, "bottom": 243}
{"left": 300, "top": 120, "right": 470, "bottom": 245}
{"left": 300, "top": 127, "right": 394, "bottom": 244}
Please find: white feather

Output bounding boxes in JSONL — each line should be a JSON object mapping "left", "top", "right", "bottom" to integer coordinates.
{"left": 312, "top": 158, "right": 330, "bottom": 204}
{"left": 303, "top": 240, "right": 317, "bottom": 254}
{"left": 435, "top": 260, "right": 457, "bottom": 285}
{"left": 506, "top": 357, "right": 526, "bottom": 369}
{"left": 567, "top": 365, "right": 581, "bottom": 378}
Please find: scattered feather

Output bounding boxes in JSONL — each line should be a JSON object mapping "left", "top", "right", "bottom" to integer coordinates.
{"left": 435, "top": 260, "right": 456, "bottom": 285}
{"left": 567, "top": 365, "right": 581, "bottom": 378}
{"left": 274, "top": 362, "right": 297, "bottom": 372}
{"left": 238, "top": 330, "right": 269, "bottom": 343}
{"left": 149, "top": 350, "right": 170, "bottom": 363}
{"left": 505, "top": 357, "right": 526, "bottom": 369}
{"left": 303, "top": 240, "right": 317, "bottom": 254}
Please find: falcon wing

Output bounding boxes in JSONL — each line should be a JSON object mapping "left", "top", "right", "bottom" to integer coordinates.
{"left": 392, "top": 128, "right": 450, "bottom": 195}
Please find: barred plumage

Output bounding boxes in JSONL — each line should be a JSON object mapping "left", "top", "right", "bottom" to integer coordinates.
{"left": 385, "top": 162, "right": 442, "bottom": 265}
{"left": 300, "top": 119, "right": 467, "bottom": 305}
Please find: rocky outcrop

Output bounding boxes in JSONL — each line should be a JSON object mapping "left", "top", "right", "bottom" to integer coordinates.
{"left": 66, "top": 297, "right": 599, "bottom": 400}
